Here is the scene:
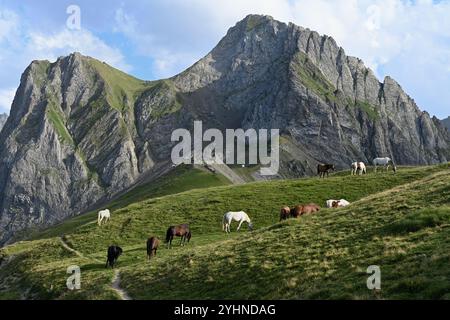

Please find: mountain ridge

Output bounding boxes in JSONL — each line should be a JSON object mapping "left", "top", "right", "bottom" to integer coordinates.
{"left": 442, "top": 116, "right": 450, "bottom": 131}
{"left": 0, "top": 14, "right": 449, "bottom": 245}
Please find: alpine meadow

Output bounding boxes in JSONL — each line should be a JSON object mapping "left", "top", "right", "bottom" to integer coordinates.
{"left": 0, "top": 11, "right": 449, "bottom": 302}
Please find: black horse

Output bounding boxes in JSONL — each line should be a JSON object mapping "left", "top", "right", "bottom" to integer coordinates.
{"left": 105, "top": 245, "right": 123, "bottom": 268}
{"left": 166, "top": 224, "right": 191, "bottom": 249}
{"left": 318, "top": 164, "right": 335, "bottom": 178}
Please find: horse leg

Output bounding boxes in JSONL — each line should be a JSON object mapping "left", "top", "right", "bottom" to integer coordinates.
{"left": 237, "top": 220, "right": 244, "bottom": 232}
{"left": 167, "top": 236, "right": 172, "bottom": 249}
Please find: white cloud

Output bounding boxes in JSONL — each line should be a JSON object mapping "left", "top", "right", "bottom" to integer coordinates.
{"left": 0, "top": 88, "right": 16, "bottom": 113}
{"left": 0, "top": 9, "right": 19, "bottom": 44}
{"left": 114, "top": 7, "right": 198, "bottom": 78}
{"left": 27, "top": 28, "right": 131, "bottom": 72}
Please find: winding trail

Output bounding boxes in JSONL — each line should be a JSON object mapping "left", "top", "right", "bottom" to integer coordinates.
{"left": 59, "top": 237, "right": 84, "bottom": 259}
{"left": 111, "top": 270, "right": 132, "bottom": 300}
{"left": 59, "top": 236, "right": 132, "bottom": 300}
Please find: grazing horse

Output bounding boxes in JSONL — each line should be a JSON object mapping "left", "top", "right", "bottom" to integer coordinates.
{"left": 318, "top": 164, "right": 335, "bottom": 178}
{"left": 326, "top": 200, "right": 340, "bottom": 208}
{"left": 223, "top": 211, "right": 253, "bottom": 233}
{"left": 290, "top": 205, "right": 303, "bottom": 218}
{"left": 330, "top": 199, "right": 351, "bottom": 208}
{"left": 97, "top": 209, "right": 111, "bottom": 226}
{"left": 146, "top": 237, "right": 160, "bottom": 259}
{"left": 166, "top": 224, "right": 191, "bottom": 249}
{"left": 290, "top": 204, "right": 320, "bottom": 218}
{"left": 300, "top": 203, "right": 321, "bottom": 215}
{"left": 105, "top": 245, "right": 122, "bottom": 268}
{"left": 373, "top": 157, "right": 397, "bottom": 173}
{"left": 280, "top": 206, "right": 291, "bottom": 221}
{"left": 357, "top": 162, "right": 367, "bottom": 175}
{"left": 351, "top": 162, "right": 367, "bottom": 175}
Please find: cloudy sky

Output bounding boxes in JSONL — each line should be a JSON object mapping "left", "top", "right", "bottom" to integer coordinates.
{"left": 0, "top": 0, "right": 449, "bottom": 118}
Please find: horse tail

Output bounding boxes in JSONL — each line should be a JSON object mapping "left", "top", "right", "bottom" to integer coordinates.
{"left": 222, "top": 214, "right": 226, "bottom": 230}
{"left": 165, "top": 227, "right": 173, "bottom": 243}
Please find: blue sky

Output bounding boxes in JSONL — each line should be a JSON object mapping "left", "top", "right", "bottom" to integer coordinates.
{"left": 0, "top": 0, "right": 449, "bottom": 118}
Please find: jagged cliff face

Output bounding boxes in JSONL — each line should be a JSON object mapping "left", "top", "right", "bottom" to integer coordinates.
{"left": 0, "top": 15, "right": 449, "bottom": 245}
{"left": 442, "top": 117, "right": 450, "bottom": 131}
{"left": 0, "top": 114, "right": 7, "bottom": 132}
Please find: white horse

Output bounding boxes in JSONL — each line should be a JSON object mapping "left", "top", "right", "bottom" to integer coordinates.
{"left": 373, "top": 157, "right": 397, "bottom": 173}
{"left": 351, "top": 162, "right": 367, "bottom": 175}
{"left": 97, "top": 209, "right": 111, "bottom": 226}
{"left": 326, "top": 199, "right": 351, "bottom": 208}
{"left": 222, "top": 211, "right": 253, "bottom": 233}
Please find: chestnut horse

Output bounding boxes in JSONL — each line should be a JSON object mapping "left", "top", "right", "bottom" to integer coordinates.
{"left": 166, "top": 224, "right": 191, "bottom": 249}
{"left": 300, "top": 203, "right": 321, "bottom": 215}
{"left": 280, "top": 206, "right": 291, "bottom": 221}
{"left": 290, "top": 204, "right": 321, "bottom": 218}
{"left": 146, "top": 237, "right": 160, "bottom": 259}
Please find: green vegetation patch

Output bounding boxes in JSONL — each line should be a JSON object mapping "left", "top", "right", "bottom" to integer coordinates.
{"left": 380, "top": 207, "right": 450, "bottom": 235}
{"left": 246, "top": 16, "right": 266, "bottom": 32}
{"left": 292, "top": 52, "right": 337, "bottom": 103}
{"left": 46, "top": 105, "right": 74, "bottom": 146}
{"left": 348, "top": 99, "right": 380, "bottom": 120}
{"left": 86, "top": 59, "right": 151, "bottom": 113}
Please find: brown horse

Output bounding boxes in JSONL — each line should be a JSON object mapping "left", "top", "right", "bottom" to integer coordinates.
{"left": 301, "top": 203, "right": 321, "bottom": 215}
{"left": 290, "top": 204, "right": 321, "bottom": 218}
{"left": 280, "top": 206, "right": 291, "bottom": 221}
{"left": 290, "top": 205, "right": 303, "bottom": 218}
{"left": 318, "top": 164, "right": 335, "bottom": 178}
{"left": 147, "top": 237, "right": 160, "bottom": 259}
{"left": 166, "top": 224, "right": 191, "bottom": 249}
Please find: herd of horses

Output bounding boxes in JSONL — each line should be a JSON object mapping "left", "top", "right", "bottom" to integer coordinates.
{"left": 318, "top": 157, "right": 397, "bottom": 178}
{"left": 103, "top": 156, "right": 398, "bottom": 268}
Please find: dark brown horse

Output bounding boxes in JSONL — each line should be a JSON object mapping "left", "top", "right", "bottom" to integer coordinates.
{"left": 318, "top": 164, "right": 335, "bottom": 178}
{"left": 290, "top": 205, "right": 303, "bottom": 218}
{"left": 166, "top": 224, "right": 191, "bottom": 249}
{"left": 280, "top": 206, "right": 291, "bottom": 221}
{"left": 147, "top": 237, "right": 160, "bottom": 259}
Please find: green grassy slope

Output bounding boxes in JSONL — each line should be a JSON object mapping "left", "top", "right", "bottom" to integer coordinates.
{"left": 26, "top": 165, "right": 231, "bottom": 241}
{"left": 0, "top": 164, "right": 448, "bottom": 300}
